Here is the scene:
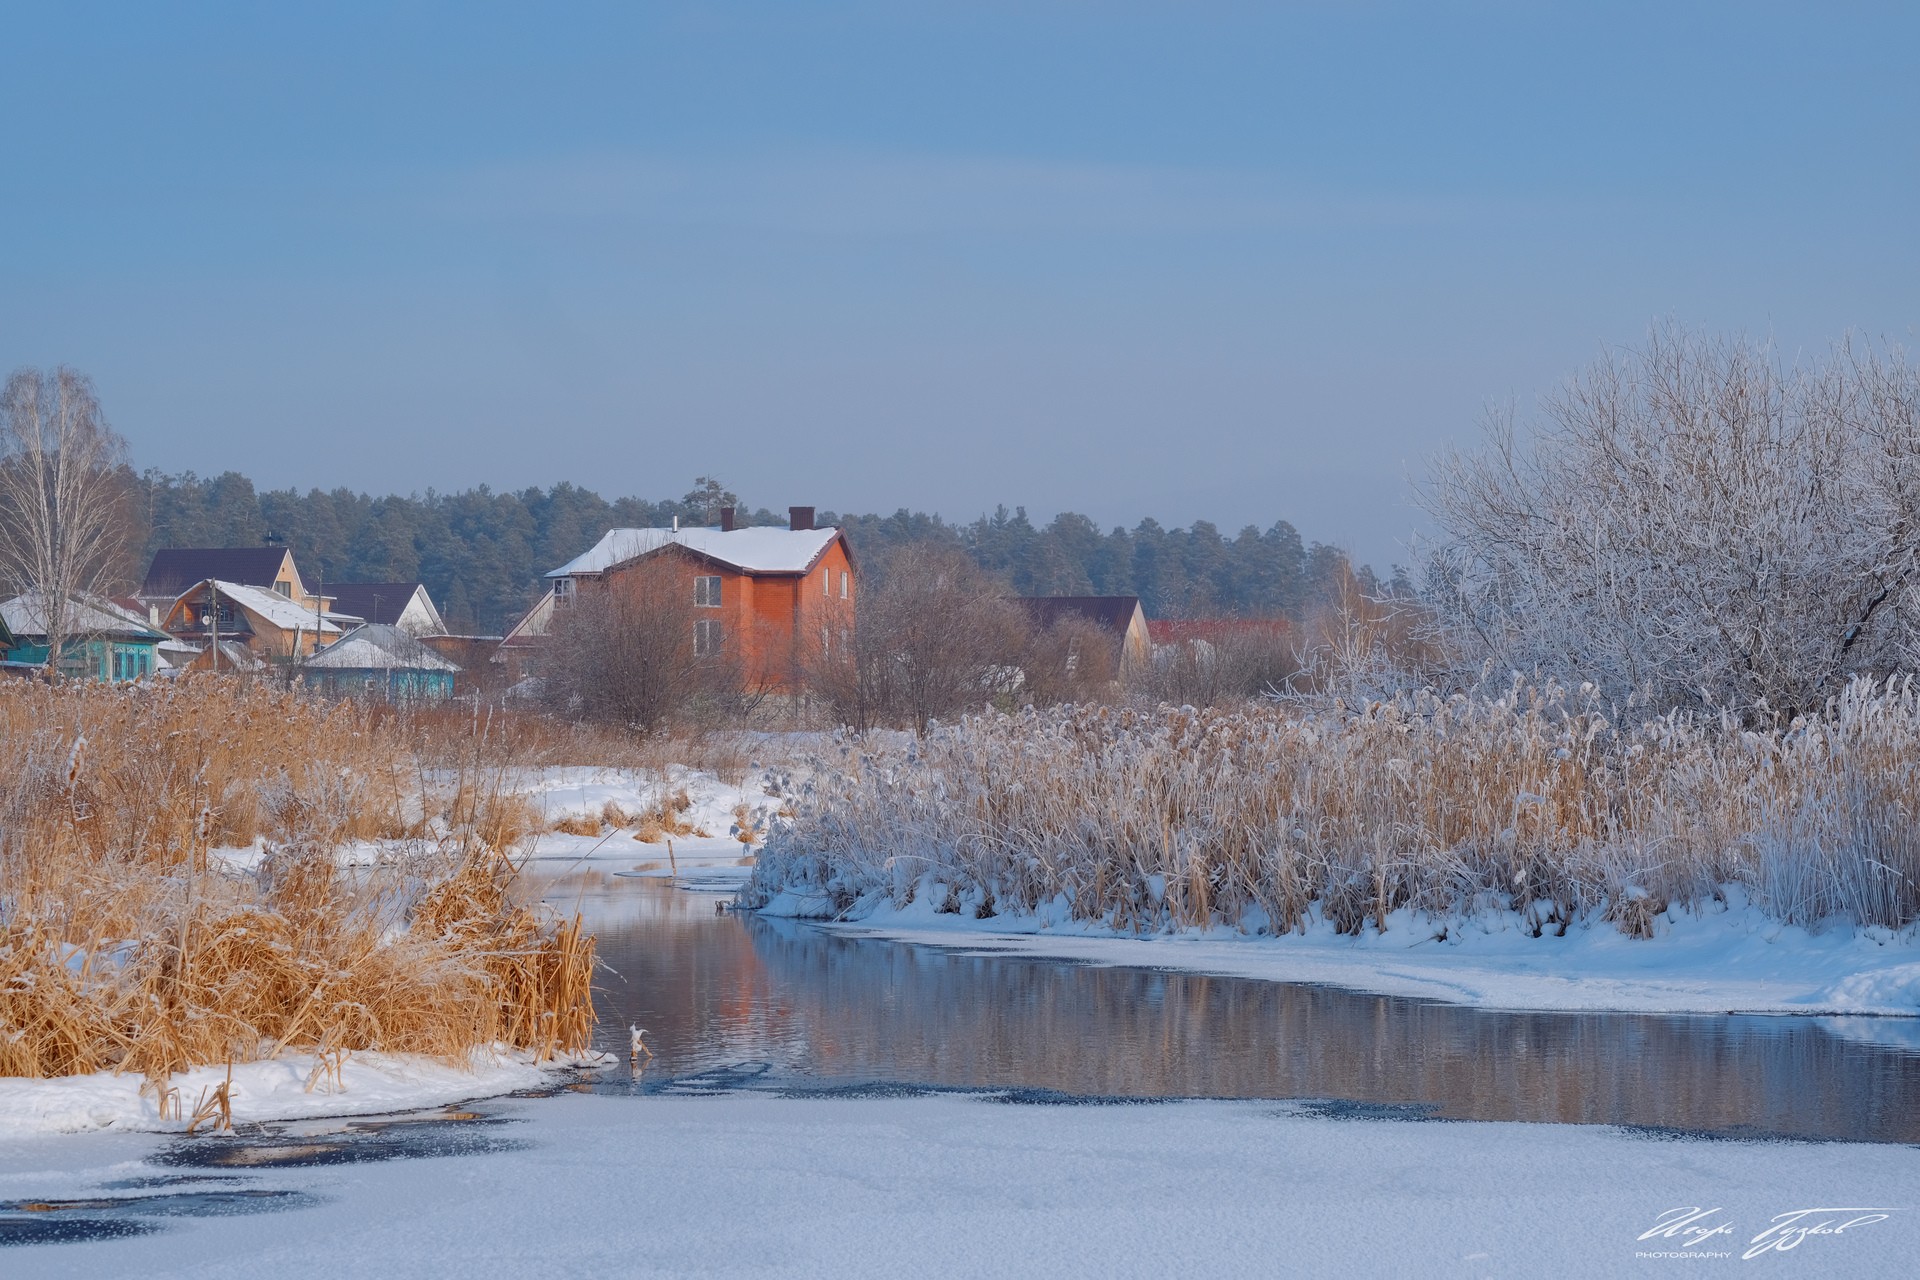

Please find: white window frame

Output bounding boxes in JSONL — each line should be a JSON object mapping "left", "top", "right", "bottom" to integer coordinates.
{"left": 694, "top": 617, "right": 723, "bottom": 656}
{"left": 840, "top": 571, "right": 849, "bottom": 599}
{"left": 694, "top": 575, "right": 723, "bottom": 608}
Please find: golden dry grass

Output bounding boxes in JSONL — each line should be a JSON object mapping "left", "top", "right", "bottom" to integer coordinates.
{"left": 0, "top": 679, "right": 595, "bottom": 1083}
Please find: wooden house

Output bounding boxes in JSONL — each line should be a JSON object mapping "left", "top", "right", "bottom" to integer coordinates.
{"left": 302, "top": 624, "right": 459, "bottom": 701}
{"left": 0, "top": 591, "right": 167, "bottom": 682}
{"left": 543, "top": 506, "right": 855, "bottom": 693}
{"left": 160, "top": 579, "right": 345, "bottom": 661}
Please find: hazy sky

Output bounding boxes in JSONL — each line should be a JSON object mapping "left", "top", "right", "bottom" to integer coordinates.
{"left": 3, "top": 3, "right": 1915, "bottom": 571}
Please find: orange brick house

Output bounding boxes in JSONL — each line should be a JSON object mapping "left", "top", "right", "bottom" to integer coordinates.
{"left": 543, "top": 506, "right": 854, "bottom": 693}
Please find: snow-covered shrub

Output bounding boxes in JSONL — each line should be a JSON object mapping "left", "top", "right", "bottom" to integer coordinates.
{"left": 743, "top": 676, "right": 1920, "bottom": 936}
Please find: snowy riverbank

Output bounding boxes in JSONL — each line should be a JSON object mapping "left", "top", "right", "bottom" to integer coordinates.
{"left": 755, "top": 884, "right": 1920, "bottom": 1018}
{"left": 0, "top": 1049, "right": 598, "bottom": 1139}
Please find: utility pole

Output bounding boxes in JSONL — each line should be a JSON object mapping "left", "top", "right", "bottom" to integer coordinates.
{"left": 207, "top": 582, "right": 220, "bottom": 673}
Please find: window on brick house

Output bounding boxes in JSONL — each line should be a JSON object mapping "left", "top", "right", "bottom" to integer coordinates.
{"left": 695, "top": 576, "right": 723, "bottom": 607}
{"left": 694, "top": 618, "right": 723, "bottom": 656}
{"left": 840, "top": 571, "right": 849, "bottom": 599}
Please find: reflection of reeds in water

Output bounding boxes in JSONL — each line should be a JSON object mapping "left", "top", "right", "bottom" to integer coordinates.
{"left": 748, "top": 678, "right": 1920, "bottom": 933}
{"left": 0, "top": 680, "right": 595, "bottom": 1085}
{"left": 721, "top": 915, "right": 1920, "bottom": 1140}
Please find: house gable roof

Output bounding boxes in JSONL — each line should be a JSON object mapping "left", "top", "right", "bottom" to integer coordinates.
{"left": 143, "top": 548, "right": 293, "bottom": 597}
{"left": 499, "top": 589, "right": 555, "bottom": 648}
{"left": 326, "top": 582, "right": 440, "bottom": 629}
{"left": 546, "top": 526, "right": 843, "bottom": 579}
{"left": 1015, "top": 596, "right": 1147, "bottom": 637}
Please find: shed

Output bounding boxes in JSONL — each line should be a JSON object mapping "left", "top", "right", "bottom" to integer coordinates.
{"left": 302, "top": 624, "right": 459, "bottom": 701}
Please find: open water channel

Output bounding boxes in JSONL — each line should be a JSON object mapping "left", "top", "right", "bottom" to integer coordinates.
{"left": 560, "top": 872, "right": 1920, "bottom": 1143}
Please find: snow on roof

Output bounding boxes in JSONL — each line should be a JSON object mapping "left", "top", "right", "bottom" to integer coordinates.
{"left": 305, "top": 623, "right": 461, "bottom": 671}
{"left": 198, "top": 580, "right": 343, "bottom": 634}
{"left": 546, "top": 526, "right": 840, "bottom": 578}
{"left": 0, "top": 591, "right": 165, "bottom": 640}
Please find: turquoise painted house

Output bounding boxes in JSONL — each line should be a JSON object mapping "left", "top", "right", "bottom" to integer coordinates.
{"left": 0, "top": 591, "right": 166, "bottom": 682}
{"left": 300, "top": 623, "right": 459, "bottom": 701}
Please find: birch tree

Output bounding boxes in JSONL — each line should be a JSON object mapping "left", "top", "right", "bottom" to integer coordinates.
{"left": 0, "top": 367, "right": 132, "bottom": 675}
{"left": 1418, "top": 327, "right": 1920, "bottom": 717}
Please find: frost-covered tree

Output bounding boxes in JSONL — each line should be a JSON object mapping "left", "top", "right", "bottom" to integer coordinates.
{"left": 0, "top": 367, "right": 133, "bottom": 675}
{"left": 1419, "top": 327, "right": 1920, "bottom": 717}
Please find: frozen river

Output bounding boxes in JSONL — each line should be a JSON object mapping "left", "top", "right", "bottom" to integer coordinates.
{"left": 4, "top": 873, "right": 1918, "bottom": 1275}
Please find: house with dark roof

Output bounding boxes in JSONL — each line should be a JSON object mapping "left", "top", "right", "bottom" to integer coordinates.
{"left": 325, "top": 583, "right": 446, "bottom": 637}
{"left": 140, "top": 547, "right": 315, "bottom": 608}
{"left": 541, "top": 505, "right": 855, "bottom": 693}
{"left": 1015, "top": 596, "right": 1153, "bottom": 672}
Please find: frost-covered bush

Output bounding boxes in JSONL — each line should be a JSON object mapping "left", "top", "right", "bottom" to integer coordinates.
{"left": 1420, "top": 327, "right": 1920, "bottom": 717}
{"left": 743, "top": 677, "right": 1920, "bottom": 936}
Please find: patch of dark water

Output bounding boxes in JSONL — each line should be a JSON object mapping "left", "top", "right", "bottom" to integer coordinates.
{"left": 0, "top": 1189, "right": 318, "bottom": 1248}
{"left": 151, "top": 1112, "right": 525, "bottom": 1170}
{"left": 0, "top": 1106, "right": 514, "bottom": 1249}
{"left": 544, "top": 871, "right": 1920, "bottom": 1144}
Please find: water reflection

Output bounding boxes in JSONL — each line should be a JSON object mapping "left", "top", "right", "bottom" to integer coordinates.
{"left": 538, "top": 873, "right": 1920, "bottom": 1143}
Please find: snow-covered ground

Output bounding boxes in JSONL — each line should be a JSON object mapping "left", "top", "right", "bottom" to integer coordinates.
{"left": 0, "top": 1050, "right": 596, "bottom": 1140}
{"left": 756, "top": 884, "right": 1920, "bottom": 1018}
{"left": 3, "top": 1091, "right": 1915, "bottom": 1277}
{"left": 209, "top": 764, "right": 782, "bottom": 881}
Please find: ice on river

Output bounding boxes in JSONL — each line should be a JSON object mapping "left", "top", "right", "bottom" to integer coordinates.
{"left": 3, "top": 1091, "right": 1916, "bottom": 1277}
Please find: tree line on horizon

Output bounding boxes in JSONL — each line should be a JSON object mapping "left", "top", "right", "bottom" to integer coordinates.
{"left": 126, "top": 470, "right": 1387, "bottom": 634}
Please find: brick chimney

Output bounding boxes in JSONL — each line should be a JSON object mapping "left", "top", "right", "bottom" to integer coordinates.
{"left": 719, "top": 506, "right": 736, "bottom": 532}
{"left": 788, "top": 505, "right": 815, "bottom": 532}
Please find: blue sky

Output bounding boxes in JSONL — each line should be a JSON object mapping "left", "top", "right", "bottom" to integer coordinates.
{"left": 2, "top": 2, "right": 1914, "bottom": 570}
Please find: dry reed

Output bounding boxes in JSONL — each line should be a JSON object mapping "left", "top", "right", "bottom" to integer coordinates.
{"left": 744, "top": 676, "right": 1920, "bottom": 936}
{"left": 0, "top": 679, "right": 596, "bottom": 1084}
